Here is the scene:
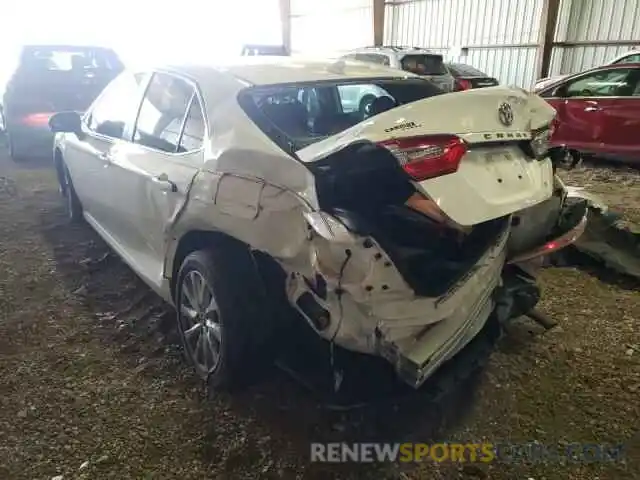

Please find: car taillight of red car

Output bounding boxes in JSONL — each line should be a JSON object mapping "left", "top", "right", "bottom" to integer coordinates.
{"left": 378, "top": 135, "right": 467, "bottom": 181}
{"left": 19, "top": 112, "right": 54, "bottom": 127}
{"left": 455, "top": 79, "right": 472, "bottom": 91}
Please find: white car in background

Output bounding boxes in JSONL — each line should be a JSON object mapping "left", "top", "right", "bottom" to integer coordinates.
{"left": 49, "top": 57, "right": 587, "bottom": 391}
{"left": 340, "top": 46, "right": 456, "bottom": 93}
{"left": 534, "top": 49, "right": 640, "bottom": 91}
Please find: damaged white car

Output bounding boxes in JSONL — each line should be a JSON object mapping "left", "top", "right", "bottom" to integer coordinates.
{"left": 49, "top": 58, "right": 587, "bottom": 390}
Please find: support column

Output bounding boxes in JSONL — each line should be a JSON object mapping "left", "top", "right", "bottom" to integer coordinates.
{"left": 279, "top": 0, "right": 292, "bottom": 54}
{"left": 373, "top": 0, "right": 385, "bottom": 46}
{"left": 536, "top": 0, "right": 561, "bottom": 79}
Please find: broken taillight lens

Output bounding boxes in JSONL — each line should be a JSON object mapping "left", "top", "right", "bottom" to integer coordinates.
{"left": 455, "top": 79, "right": 472, "bottom": 91}
{"left": 378, "top": 135, "right": 467, "bottom": 181}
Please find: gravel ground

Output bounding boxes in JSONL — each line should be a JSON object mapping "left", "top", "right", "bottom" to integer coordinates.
{"left": 559, "top": 161, "right": 640, "bottom": 226}
{"left": 0, "top": 149, "right": 638, "bottom": 480}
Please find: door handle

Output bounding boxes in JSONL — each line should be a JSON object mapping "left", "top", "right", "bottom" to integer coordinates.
{"left": 152, "top": 175, "right": 178, "bottom": 193}
{"left": 97, "top": 152, "right": 112, "bottom": 162}
{"left": 584, "top": 106, "right": 601, "bottom": 112}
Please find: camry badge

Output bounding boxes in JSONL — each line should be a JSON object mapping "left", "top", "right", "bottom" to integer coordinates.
{"left": 498, "top": 102, "right": 514, "bottom": 126}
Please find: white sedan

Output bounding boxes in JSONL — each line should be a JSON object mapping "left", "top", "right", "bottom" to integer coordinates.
{"left": 49, "top": 57, "right": 587, "bottom": 390}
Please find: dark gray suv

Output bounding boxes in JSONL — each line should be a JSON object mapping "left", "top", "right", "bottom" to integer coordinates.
{"left": 3, "top": 44, "right": 123, "bottom": 161}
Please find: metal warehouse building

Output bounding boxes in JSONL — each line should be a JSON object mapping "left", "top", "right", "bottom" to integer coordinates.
{"left": 285, "top": 0, "right": 640, "bottom": 88}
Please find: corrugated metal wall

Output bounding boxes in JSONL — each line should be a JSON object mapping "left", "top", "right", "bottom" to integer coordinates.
{"left": 550, "top": 0, "right": 640, "bottom": 75}
{"left": 290, "top": 0, "right": 373, "bottom": 54}
{"left": 384, "top": 0, "right": 545, "bottom": 88}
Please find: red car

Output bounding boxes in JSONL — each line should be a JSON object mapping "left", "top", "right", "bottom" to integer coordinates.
{"left": 536, "top": 63, "right": 640, "bottom": 163}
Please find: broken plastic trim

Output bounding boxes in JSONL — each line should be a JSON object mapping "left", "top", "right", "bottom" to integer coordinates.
{"left": 304, "top": 211, "right": 357, "bottom": 244}
{"left": 507, "top": 206, "right": 588, "bottom": 264}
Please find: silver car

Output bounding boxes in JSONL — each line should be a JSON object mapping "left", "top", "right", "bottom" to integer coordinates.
{"left": 340, "top": 46, "right": 455, "bottom": 92}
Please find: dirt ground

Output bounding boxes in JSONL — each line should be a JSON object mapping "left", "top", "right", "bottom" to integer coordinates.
{"left": 0, "top": 149, "right": 638, "bottom": 480}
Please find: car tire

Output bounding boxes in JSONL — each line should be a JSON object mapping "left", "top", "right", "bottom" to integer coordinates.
{"left": 7, "top": 133, "right": 26, "bottom": 162}
{"left": 60, "top": 162, "right": 83, "bottom": 223}
{"left": 175, "top": 242, "right": 272, "bottom": 390}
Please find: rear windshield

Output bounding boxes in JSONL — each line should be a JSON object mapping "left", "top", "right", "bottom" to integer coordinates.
{"left": 447, "top": 63, "right": 488, "bottom": 77}
{"left": 239, "top": 77, "right": 444, "bottom": 153}
{"left": 400, "top": 54, "right": 447, "bottom": 76}
{"left": 18, "top": 46, "right": 123, "bottom": 74}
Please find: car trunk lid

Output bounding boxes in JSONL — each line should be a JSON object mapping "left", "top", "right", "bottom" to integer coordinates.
{"left": 467, "top": 76, "right": 500, "bottom": 88}
{"left": 297, "top": 86, "right": 556, "bottom": 226}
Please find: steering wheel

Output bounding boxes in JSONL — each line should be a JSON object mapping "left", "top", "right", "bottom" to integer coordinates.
{"left": 579, "top": 88, "right": 594, "bottom": 97}
{"left": 358, "top": 94, "right": 377, "bottom": 119}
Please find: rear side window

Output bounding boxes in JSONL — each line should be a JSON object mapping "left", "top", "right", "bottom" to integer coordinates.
{"left": 87, "top": 72, "right": 146, "bottom": 139}
{"left": 133, "top": 73, "right": 205, "bottom": 153}
{"left": 179, "top": 98, "right": 206, "bottom": 151}
{"left": 401, "top": 54, "right": 447, "bottom": 75}
{"left": 447, "top": 63, "right": 488, "bottom": 77}
{"left": 355, "top": 53, "right": 390, "bottom": 66}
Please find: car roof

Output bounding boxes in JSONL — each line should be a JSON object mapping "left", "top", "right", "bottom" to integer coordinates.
{"left": 350, "top": 46, "right": 443, "bottom": 56}
{"left": 609, "top": 49, "right": 640, "bottom": 63}
{"left": 158, "top": 56, "right": 417, "bottom": 87}
{"left": 573, "top": 62, "right": 640, "bottom": 74}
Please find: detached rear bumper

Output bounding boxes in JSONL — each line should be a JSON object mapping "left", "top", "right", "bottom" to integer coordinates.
{"left": 376, "top": 225, "right": 509, "bottom": 389}
{"left": 378, "top": 200, "right": 588, "bottom": 390}
{"left": 508, "top": 198, "right": 589, "bottom": 265}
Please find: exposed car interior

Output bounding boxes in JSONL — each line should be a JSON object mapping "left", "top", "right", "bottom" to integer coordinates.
{"left": 309, "top": 141, "right": 508, "bottom": 297}
{"left": 242, "top": 78, "right": 443, "bottom": 150}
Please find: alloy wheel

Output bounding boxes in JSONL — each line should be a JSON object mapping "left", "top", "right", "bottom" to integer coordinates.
{"left": 178, "top": 270, "right": 222, "bottom": 374}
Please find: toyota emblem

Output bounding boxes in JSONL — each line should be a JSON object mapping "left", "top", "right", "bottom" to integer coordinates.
{"left": 498, "top": 102, "right": 514, "bottom": 126}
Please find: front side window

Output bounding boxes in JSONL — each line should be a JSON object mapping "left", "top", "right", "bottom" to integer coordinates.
{"left": 562, "top": 68, "right": 634, "bottom": 97}
{"left": 133, "top": 73, "right": 204, "bottom": 153}
{"left": 87, "top": 72, "right": 146, "bottom": 139}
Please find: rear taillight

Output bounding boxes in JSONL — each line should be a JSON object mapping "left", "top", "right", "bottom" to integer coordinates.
{"left": 20, "top": 113, "right": 54, "bottom": 127}
{"left": 455, "top": 79, "right": 472, "bottom": 91}
{"left": 378, "top": 135, "right": 467, "bottom": 181}
{"left": 530, "top": 124, "right": 554, "bottom": 158}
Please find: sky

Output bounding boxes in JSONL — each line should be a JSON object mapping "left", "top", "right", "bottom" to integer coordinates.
{"left": 0, "top": 0, "right": 283, "bottom": 85}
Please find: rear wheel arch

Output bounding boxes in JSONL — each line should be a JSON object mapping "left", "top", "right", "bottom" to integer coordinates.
{"left": 168, "top": 229, "right": 289, "bottom": 319}
{"left": 54, "top": 148, "right": 66, "bottom": 193}
{"left": 169, "top": 230, "right": 256, "bottom": 302}
{"left": 170, "top": 231, "right": 284, "bottom": 388}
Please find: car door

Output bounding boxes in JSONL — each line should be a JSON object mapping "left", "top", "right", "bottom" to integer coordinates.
{"left": 62, "top": 71, "right": 147, "bottom": 226}
{"left": 102, "top": 72, "right": 205, "bottom": 290}
{"left": 596, "top": 67, "right": 640, "bottom": 158}
{"left": 543, "top": 67, "right": 635, "bottom": 154}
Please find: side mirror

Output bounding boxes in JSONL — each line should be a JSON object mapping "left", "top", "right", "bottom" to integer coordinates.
{"left": 49, "top": 111, "right": 83, "bottom": 136}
